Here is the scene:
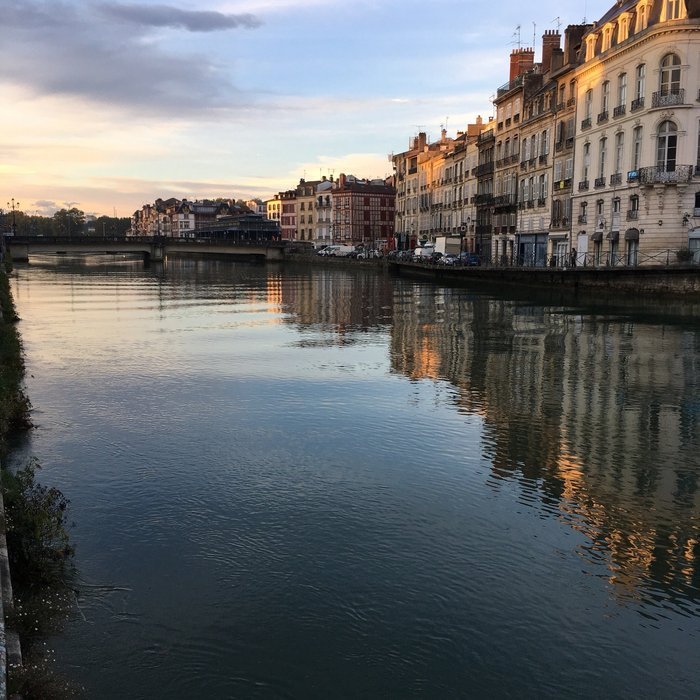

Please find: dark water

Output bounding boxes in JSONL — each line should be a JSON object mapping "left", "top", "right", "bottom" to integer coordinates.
{"left": 9, "top": 256, "right": 700, "bottom": 699}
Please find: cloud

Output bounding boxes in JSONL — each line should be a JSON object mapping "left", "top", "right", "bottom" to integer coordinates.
{"left": 0, "top": 1, "right": 261, "bottom": 115}
{"left": 99, "top": 3, "right": 261, "bottom": 31}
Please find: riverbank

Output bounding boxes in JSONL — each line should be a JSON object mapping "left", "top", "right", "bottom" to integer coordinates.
{"left": 0, "top": 267, "right": 29, "bottom": 698}
{"left": 283, "top": 250, "right": 700, "bottom": 299}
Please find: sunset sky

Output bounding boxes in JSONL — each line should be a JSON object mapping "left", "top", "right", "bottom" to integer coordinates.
{"left": 2, "top": 0, "right": 612, "bottom": 218}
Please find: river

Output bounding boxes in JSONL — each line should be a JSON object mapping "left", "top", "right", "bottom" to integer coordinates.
{"left": 8, "top": 256, "right": 700, "bottom": 698}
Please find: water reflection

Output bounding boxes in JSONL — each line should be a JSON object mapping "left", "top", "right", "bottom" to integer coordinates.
{"left": 386, "top": 284, "right": 700, "bottom": 613}
{"left": 9, "top": 256, "right": 700, "bottom": 697}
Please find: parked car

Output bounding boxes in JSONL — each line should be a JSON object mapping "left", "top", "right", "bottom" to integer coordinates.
{"left": 357, "top": 249, "right": 381, "bottom": 259}
{"left": 458, "top": 252, "right": 481, "bottom": 266}
{"left": 439, "top": 254, "right": 458, "bottom": 265}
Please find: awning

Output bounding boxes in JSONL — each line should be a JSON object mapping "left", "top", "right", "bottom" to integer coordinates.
{"left": 590, "top": 231, "right": 603, "bottom": 242}
{"left": 606, "top": 230, "right": 619, "bottom": 242}
{"left": 624, "top": 228, "right": 640, "bottom": 241}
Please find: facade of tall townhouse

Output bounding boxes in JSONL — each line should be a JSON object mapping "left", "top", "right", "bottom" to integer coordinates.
{"left": 571, "top": 0, "right": 700, "bottom": 267}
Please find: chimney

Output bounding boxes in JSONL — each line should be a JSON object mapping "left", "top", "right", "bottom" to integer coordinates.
{"left": 509, "top": 48, "right": 535, "bottom": 81}
{"left": 418, "top": 131, "right": 427, "bottom": 149}
{"left": 541, "top": 30, "right": 561, "bottom": 74}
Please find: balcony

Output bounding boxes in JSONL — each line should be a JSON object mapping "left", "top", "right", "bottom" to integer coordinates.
{"left": 630, "top": 97, "right": 645, "bottom": 112}
{"left": 475, "top": 194, "right": 494, "bottom": 205}
{"left": 626, "top": 210, "right": 639, "bottom": 220}
{"left": 520, "top": 162, "right": 528, "bottom": 171}
{"left": 638, "top": 164, "right": 693, "bottom": 184}
{"left": 539, "top": 154, "right": 548, "bottom": 165}
{"left": 494, "top": 194, "right": 516, "bottom": 206}
{"left": 594, "top": 177, "right": 606, "bottom": 188}
{"left": 567, "top": 97, "right": 576, "bottom": 107}
{"left": 578, "top": 180, "right": 590, "bottom": 191}
{"left": 565, "top": 137, "right": 574, "bottom": 149}
{"left": 526, "top": 200, "right": 534, "bottom": 209}
{"left": 610, "top": 173, "right": 622, "bottom": 186}
{"left": 475, "top": 162, "right": 494, "bottom": 176}
{"left": 537, "top": 197, "right": 547, "bottom": 207}
{"left": 627, "top": 170, "right": 639, "bottom": 183}
{"left": 555, "top": 178, "right": 572, "bottom": 191}
{"left": 555, "top": 141, "right": 564, "bottom": 153}
{"left": 478, "top": 130, "right": 495, "bottom": 145}
{"left": 408, "top": 167, "right": 417, "bottom": 174}
{"left": 578, "top": 214, "right": 587, "bottom": 224}
{"left": 581, "top": 117, "right": 592, "bottom": 130}
{"left": 597, "top": 111, "right": 609, "bottom": 124}
{"left": 652, "top": 89, "right": 685, "bottom": 108}
{"left": 613, "top": 104, "right": 626, "bottom": 118}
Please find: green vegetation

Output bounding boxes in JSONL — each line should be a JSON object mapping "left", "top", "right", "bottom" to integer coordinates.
{"left": 676, "top": 247, "right": 694, "bottom": 263}
{"left": 0, "top": 268, "right": 80, "bottom": 697}
{"left": 3, "top": 460, "right": 80, "bottom": 698}
{"left": 0, "top": 270, "right": 32, "bottom": 454}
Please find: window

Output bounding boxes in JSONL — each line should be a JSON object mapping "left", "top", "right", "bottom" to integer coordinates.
{"left": 541, "top": 130, "right": 549, "bottom": 155}
{"left": 615, "top": 132, "right": 625, "bottom": 173}
{"left": 599, "top": 137, "right": 607, "bottom": 178}
{"left": 630, "top": 194, "right": 639, "bottom": 212}
{"left": 602, "top": 81, "right": 610, "bottom": 113}
{"left": 632, "top": 126, "right": 643, "bottom": 170}
{"left": 637, "top": 3, "right": 648, "bottom": 31}
{"left": 585, "top": 89, "right": 593, "bottom": 119}
{"left": 565, "top": 158, "right": 573, "bottom": 180}
{"left": 635, "top": 64, "right": 646, "bottom": 100}
{"left": 660, "top": 54, "right": 681, "bottom": 96}
{"left": 656, "top": 120, "right": 677, "bottom": 171}
{"left": 618, "top": 73, "right": 627, "bottom": 107}
{"left": 583, "top": 142, "right": 591, "bottom": 180}
{"left": 664, "top": 0, "right": 682, "bottom": 20}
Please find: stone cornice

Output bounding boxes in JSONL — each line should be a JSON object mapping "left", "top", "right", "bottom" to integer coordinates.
{"left": 574, "top": 21, "right": 700, "bottom": 82}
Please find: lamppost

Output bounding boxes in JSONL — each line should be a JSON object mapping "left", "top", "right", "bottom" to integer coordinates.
{"left": 7, "top": 198, "right": 19, "bottom": 236}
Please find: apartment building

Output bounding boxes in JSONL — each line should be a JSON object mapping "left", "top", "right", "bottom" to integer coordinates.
{"left": 571, "top": 0, "right": 700, "bottom": 266}
{"left": 393, "top": 120, "right": 484, "bottom": 251}
{"left": 331, "top": 173, "right": 395, "bottom": 247}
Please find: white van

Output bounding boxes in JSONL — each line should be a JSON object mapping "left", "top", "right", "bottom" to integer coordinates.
{"left": 333, "top": 245, "right": 356, "bottom": 257}
{"left": 413, "top": 244, "right": 435, "bottom": 260}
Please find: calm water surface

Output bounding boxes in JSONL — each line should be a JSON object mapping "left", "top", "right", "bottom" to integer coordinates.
{"left": 9, "top": 257, "right": 700, "bottom": 699}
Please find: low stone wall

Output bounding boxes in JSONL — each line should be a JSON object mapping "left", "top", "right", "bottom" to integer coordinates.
{"left": 391, "top": 263, "right": 700, "bottom": 298}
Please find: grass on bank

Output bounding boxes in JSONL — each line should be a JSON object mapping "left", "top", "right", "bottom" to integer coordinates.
{"left": 0, "top": 267, "right": 81, "bottom": 697}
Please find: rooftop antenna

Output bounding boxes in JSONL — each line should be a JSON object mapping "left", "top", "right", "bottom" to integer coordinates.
{"left": 552, "top": 16, "right": 562, "bottom": 32}
{"left": 512, "top": 24, "right": 521, "bottom": 49}
{"left": 532, "top": 22, "right": 536, "bottom": 49}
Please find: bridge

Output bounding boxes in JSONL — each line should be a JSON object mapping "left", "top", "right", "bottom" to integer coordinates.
{"left": 5, "top": 236, "right": 287, "bottom": 263}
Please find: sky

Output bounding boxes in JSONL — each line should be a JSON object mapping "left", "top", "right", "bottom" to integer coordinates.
{"left": 1, "top": 0, "right": 614, "bottom": 218}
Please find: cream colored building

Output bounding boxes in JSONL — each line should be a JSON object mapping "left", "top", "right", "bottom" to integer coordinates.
{"left": 571, "top": 0, "right": 700, "bottom": 266}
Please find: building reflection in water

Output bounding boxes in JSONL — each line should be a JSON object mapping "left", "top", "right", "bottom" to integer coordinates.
{"left": 277, "top": 268, "right": 699, "bottom": 613}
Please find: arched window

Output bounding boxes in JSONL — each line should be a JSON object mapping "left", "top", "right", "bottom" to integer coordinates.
{"left": 656, "top": 121, "right": 677, "bottom": 172}
{"left": 660, "top": 54, "right": 681, "bottom": 95}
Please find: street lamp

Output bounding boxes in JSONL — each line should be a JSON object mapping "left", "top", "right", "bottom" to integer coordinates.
{"left": 7, "top": 198, "right": 19, "bottom": 236}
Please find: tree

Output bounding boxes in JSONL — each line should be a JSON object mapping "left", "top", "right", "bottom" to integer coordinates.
{"left": 51, "top": 208, "right": 85, "bottom": 236}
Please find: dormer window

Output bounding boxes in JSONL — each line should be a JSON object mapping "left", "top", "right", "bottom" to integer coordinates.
{"left": 636, "top": 2, "right": 649, "bottom": 31}
{"left": 586, "top": 35, "right": 597, "bottom": 60}
{"left": 664, "top": 0, "right": 682, "bottom": 20}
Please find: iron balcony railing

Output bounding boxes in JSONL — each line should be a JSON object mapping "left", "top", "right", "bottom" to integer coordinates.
{"left": 613, "top": 105, "right": 626, "bottom": 118}
{"left": 638, "top": 164, "right": 693, "bottom": 184}
{"left": 594, "top": 177, "right": 606, "bottom": 188}
{"left": 610, "top": 173, "right": 622, "bottom": 186}
{"left": 578, "top": 180, "right": 590, "bottom": 191}
{"left": 652, "top": 89, "right": 685, "bottom": 108}
{"left": 581, "top": 117, "right": 592, "bottom": 130}
{"left": 630, "top": 97, "right": 645, "bottom": 112}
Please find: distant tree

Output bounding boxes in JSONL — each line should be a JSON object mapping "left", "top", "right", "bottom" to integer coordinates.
{"left": 52, "top": 208, "right": 85, "bottom": 236}
{"left": 93, "top": 215, "right": 130, "bottom": 237}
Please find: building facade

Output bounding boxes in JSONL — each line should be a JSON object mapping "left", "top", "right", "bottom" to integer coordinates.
{"left": 572, "top": 0, "right": 700, "bottom": 266}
